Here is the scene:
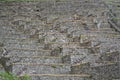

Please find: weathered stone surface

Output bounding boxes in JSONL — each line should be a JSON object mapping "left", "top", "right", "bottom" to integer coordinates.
{"left": 71, "top": 62, "right": 120, "bottom": 80}
{"left": 31, "top": 76, "right": 93, "bottom": 80}
{"left": 70, "top": 62, "right": 91, "bottom": 74}
{"left": 0, "top": 0, "right": 120, "bottom": 80}
{"left": 20, "top": 57, "right": 62, "bottom": 64}
{"left": 37, "top": 37, "right": 45, "bottom": 44}
{"left": 44, "top": 43, "right": 52, "bottom": 50}
{"left": 100, "top": 51, "right": 120, "bottom": 61}
{"left": 72, "top": 36, "right": 80, "bottom": 42}
{"left": 51, "top": 47, "right": 63, "bottom": 56}
{"left": 13, "top": 65, "right": 71, "bottom": 74}
{"left": 90, "top": 62, "right": 120, "bottom": 80}
{"left": 62, "top": 55, "right": 71, "bottom": 64}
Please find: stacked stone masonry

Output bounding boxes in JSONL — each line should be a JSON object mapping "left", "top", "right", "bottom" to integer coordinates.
{"left": 0, "top": 0, "right": 120, "bottom": 80}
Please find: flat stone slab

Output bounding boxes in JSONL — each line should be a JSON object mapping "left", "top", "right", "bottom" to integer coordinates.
{"left": 13, "top": 63, "right": 71, "bottom": 74}
{"left": 30, "top": 74, "right": 92, "bottom": 80}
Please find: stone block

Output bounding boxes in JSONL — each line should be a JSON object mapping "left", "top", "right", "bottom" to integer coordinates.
{"left": 51, "top": 47, "right": 62, "bottom": 56}
{"left": 90, "top": 62, "right": 120, "bottom": 80}
{"left": 62, "top": 55, "right": 71, "bottom": 64}
{"left": 70, "top": 62, "right": 91, "bottom": 74}
{"left": 13, "top": 64, "right": 71, "bottom": 74}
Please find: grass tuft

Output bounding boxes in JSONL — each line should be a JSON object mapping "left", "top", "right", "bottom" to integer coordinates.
{"left": 0, "top": 72, "right": 31, "bottom": 80}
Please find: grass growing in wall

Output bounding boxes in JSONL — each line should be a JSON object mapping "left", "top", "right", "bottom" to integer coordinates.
{"left": 0, "top": 72, "right": 31, "bottom": 80}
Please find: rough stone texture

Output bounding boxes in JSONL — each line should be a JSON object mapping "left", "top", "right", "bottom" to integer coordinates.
{"left": 90, "top": 62, "right": 120, "bottom": 80}
{"left": 0, "top": 0, "right": 120, "bottom": 80}
{"left": 62, "top": 55, "right": 71, "bottom": 64}
{"left": 31, "top": 76, "right": 93, "bottom": 80}
{"left": 13, "top": 65, "right": 71, "bottom": 74}
{"left": 70, "top": 63, "right": 91, "bottom": 74}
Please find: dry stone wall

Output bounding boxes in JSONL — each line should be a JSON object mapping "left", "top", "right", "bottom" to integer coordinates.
{"left": 0, "top": 0, "right": 120, "bottom": 80}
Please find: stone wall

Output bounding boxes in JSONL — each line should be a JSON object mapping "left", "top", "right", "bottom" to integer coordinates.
{"left": 0, "top": 0, "right": 120, "bottom": 80}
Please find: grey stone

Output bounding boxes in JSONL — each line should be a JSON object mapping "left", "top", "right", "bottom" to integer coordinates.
{"left": 51, "top": 47, "right": 63, "bottom": 56}
{"left": 62, "top": 55, "right": 71, "bottom": 64}
{"left": 13, "top": 65, "right": 71, "bottom": 74}
{"left": 0, "top": 1, "right": 119, "bottom": 80}
{"left": 44, "top": 43, "right": 52, "bottom": 50}
{"left": 90, "top": 62, "right": 120, "bottom": 80}
{"left": 70, "top": 62, "right": 91, "bottom": 74}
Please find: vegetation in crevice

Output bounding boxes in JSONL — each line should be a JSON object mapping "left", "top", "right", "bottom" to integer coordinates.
{"left": 0, "top": 42, "right": 31, "bottom": 80}
{"left": 0, "top": 72, "right": 31, "bottom": 80}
